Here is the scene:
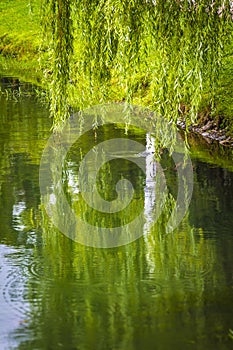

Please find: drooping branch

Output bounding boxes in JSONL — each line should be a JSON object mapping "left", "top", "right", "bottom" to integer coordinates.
{"left": 43, "top": 0, "right": 73, "bottom": 129}
{"left": 42, "top": 0, "right": 233, "bottom": 129}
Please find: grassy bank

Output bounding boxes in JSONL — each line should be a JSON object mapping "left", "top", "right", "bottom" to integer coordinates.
{"left": 0, "top": 0, "right": 233, "bottom": 139}
{"left": 0, "top": 0, "right": 42, "bottom": 84}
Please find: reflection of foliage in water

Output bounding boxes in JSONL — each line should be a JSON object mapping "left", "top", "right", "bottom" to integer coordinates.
{"left": 0, "top": 88, "right": 50, "bottom": 245}
{"left": 0, "top": 85, "right": 232, "bottom": 349}
{"left": 39, "top": 104, "right": 195, "bottom": 247}
{"left": 26, "top": 199, "right": 227, "bottom": 350}
{"left": 35, "top": 123, "right": 228, "bottom": 348}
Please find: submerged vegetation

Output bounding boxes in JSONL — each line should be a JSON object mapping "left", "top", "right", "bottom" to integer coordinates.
{"left": 0, "top": 0, "right": 233, "bottom": 135}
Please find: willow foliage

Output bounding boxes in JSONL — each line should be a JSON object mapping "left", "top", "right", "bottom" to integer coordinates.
{"left": 43, "top": 0, "right": 73, "bottom": 124}
{"left": 42, "top": 0, "right": 233, "bottom": 129}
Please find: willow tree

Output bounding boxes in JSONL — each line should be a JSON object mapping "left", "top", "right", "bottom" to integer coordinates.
{"left": 42, "top": 0, "right": 233, "bottom": 129}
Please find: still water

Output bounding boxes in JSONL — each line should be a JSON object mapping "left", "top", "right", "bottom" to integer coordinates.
{"left": 0, "top": 77, "right": 232, "bottom": 350}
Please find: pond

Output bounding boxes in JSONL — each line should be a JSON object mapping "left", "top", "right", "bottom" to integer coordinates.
{"left": 0, "top": 77, "right": 232, "bottom": 350}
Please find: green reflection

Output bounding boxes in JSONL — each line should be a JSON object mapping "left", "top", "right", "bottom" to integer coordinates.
{"left": 0, "top": 78, "right": 51, "bottom": 246}
{"left": 36, "top": 122, "right": 232, "bottom": 348}
{"left": 0, "top": 83, "right": 232, "bottom": 350}
{"left": 21, "top": 203, "right": 231, "bottom": 350}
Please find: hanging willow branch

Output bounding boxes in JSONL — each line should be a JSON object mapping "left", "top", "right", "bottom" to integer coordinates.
{"left": 43, "top": 0, "right": 73, "bottom": 128}
{"left": 42, "top": 0, "right": 233, "bottom": 129}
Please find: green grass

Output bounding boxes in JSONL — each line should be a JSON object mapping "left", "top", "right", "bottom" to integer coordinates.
{"left": 0, "top": 0, "right": 41, "bottom": 50}
{"left": 0, "top": 0, "right": 42, "bottom": 84}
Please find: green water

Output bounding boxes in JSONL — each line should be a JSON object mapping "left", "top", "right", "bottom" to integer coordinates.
{"left": 0, "top": 77, "right": 233, "bottom": 350}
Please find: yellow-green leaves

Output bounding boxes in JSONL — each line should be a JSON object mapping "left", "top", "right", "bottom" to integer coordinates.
{"left": 42, "top": 0, "right": 233, "bottom": 129}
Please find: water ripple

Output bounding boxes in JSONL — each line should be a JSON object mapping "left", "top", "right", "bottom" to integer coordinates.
{"left": 27, "top": 262, "right": 44, "bottom": 279}
{"left": 2, "top": 273, "right": 31, "bottom": 318}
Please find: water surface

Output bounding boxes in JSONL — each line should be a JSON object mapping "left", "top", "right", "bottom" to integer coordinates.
{"left": 0, "top": 77, "right": 232, "bottom": 350}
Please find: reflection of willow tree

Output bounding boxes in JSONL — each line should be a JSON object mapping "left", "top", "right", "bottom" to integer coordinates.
{"left": 22, "top": 201, "right": 227, "bottom": 349}
{"left": 42, "top": 0, "right": 233, "bottom": 128}
{"left": 72, "top": 157, "right": 145, "bottom": 228}
{"left": 0, "top": 91, "right": 51, "bottom": 245}
{"left": 41, "top": 116, "right": 186, "bottom": 247}
{"left": 41, "top": 130, "right": 147, "bottom": 247}
{"left": 189, "top": 161, "right": 233, "bottom": 286}
{"left": 35, "top": 125, "right": 229, "bottom": 348}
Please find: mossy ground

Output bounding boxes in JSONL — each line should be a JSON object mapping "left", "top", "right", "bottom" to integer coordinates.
{"left": 0, "top": 0, "right": 233, "bottom": 137}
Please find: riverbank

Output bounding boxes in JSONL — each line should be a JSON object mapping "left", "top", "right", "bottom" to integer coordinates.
{"left": 0, "top": 0, "right": 233, "bottom": 144}
{"left": 0, "top": 1, "right": 42, "bottom": 84}
{"left": 178, "top": 118, "right": 233, "bottom": 147}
